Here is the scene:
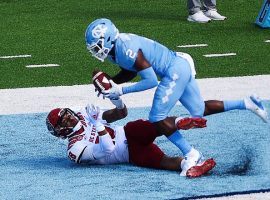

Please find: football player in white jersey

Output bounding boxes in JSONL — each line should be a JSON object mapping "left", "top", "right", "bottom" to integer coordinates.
{"left": 46, "top": 98, "right": 216, "bottom": 178}
{"left": 84, "top": 18, "right": 268, "bottom": 176}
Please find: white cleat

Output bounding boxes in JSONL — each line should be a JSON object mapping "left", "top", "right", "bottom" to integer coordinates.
{"left": 180, "top": 148, "right": 203, "bottom": 176}
{"left": 204, "top": 10, "right": 227, "bottom": 21}
{"left": 187, "top": 11, "right": 211, "bottom": 23}
{"left": 244, "top": 94, "right": 269, "bottom": 123}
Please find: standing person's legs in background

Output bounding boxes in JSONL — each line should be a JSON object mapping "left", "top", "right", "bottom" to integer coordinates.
{"left": 187, "top": 0, "right": 226, "bottom": 23}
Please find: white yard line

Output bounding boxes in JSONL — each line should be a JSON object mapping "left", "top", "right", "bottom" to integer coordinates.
{"left": 0, "top": 55, "right": 31, "bottom": 59}
{"left": 265, "top": 40, "right": 270, "bottom": 43}
{"left": 26, "top": 64, "right": 60, "bottom": 68}
{"left": 177, "top": 44, "right": 208, "bottom": 48}
{"left": 204, "top": 53, "right": 236, "bottom": 58}
{"left": 0, "top": 75, "right": 270, "bottom": 115}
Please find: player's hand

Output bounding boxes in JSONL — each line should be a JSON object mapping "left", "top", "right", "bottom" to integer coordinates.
{"left": 102, "top": 80, "right": 123, "bottom": 100}
{"left": 94, "top": 88, "right": 105, "bottom": 99}
{"left": 85, "top": 104, "right": 101, "bottom": 120}
{"left": 85, "top": 104, "right": 105, "bottom": 132}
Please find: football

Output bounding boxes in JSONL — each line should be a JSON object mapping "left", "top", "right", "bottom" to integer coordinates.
{"left": 92, "top": 70, "right": 112, "bottom": 92}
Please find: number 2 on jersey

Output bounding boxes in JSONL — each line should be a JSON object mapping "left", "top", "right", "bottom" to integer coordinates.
{"left": 126, "top": 49, "right": 136, "bottom": 59}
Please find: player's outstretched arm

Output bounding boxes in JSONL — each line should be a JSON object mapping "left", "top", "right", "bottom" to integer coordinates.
{"left": 102, "top": 98, "right": 128, "bottom": 123}
{"left": 121, "top": 50, "right": 158, "bottom": 94}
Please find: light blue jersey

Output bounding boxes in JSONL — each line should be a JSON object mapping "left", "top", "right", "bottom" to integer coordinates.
{"left": 109, "top": 33, "right": 205, "bottom": 122}
{"left": 111, "top": 33, "right": 176, "bottom": 78}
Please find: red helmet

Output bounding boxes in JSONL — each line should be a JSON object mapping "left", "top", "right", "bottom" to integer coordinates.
{"left": 46, "top": 108, "right": 81, "bottom": 139}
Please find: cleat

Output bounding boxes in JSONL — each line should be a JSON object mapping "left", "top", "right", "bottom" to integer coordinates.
{"left": 176, "top": 117, "right": 207, "bottom": 130}
{"left": 186, "top": 158, "right": 216, "bottom": 178}
{"left": 244, "top": 94, "right": 269, "bottom": 123}
{"left": 187, "top": 11, "right": 211, "bottom": 23}
{"left": 180, "top": 148, "right": 203, "bottom": 176}
{"left": 204, "top": 10, "right": 227, "bottom": 21}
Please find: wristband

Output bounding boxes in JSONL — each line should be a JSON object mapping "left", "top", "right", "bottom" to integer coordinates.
{"left": 110, "top": 98, "right": 125, "bottom": 109}
{"left": 95, "top": 121, "right": 105, "bottom": 132}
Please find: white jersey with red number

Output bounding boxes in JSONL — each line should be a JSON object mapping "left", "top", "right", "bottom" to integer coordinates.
{"left": 67, "top": 105, "right": 129, "bottom": 164}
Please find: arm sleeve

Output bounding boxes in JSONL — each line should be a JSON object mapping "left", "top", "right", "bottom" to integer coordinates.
{"left": 112, "top": 68, "right": 137, "bottom": 84}
{"left": 122, "top": 67, "right": 158, "bottom": 94}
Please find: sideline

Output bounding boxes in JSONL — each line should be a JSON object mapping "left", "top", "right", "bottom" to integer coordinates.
{"left": 1, "top": 75, "right": 270, "bottom": 115}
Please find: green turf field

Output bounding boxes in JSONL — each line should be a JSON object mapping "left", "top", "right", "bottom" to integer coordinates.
{"left": 0, "top": 0, "right": 269, "bottom": 89}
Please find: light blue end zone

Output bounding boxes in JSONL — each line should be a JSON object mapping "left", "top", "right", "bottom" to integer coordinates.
{"left": 0, "top": 102, "right": 270, "bottom": 199}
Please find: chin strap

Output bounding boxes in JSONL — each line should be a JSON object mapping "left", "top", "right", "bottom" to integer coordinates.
{"left": 66, "top": 121, "right": 83, "bottom": 138}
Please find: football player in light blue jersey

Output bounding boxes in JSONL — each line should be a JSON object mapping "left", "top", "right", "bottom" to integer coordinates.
{"left": 85, "top": 18, "right": 269, "bottom": 176}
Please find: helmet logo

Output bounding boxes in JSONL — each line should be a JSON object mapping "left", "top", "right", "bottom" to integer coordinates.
{"left": 92, "top": 24, "right": 107, "bottom": 39}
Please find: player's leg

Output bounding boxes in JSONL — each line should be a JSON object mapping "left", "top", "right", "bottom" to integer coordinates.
{"left": 124, "top": 115, "right": 204, "bottom": 152}
{"left": 149, "top": 58, "right": 194, "bottom": 155}
{"left": 128, "top": 143, "right": 165, "bottom": 169}
{"left": 179, "top": 77, "right": 250, "bottom": 115}
{"left": 203, "top": 100, "right": 224, "bottom": 115}
{"left": 160, "top": 155, "right": 183, "bottom": 171}
{"left": 204, "top": 99, "right": 247, "bottom": 116}
{"left": 128, "top": 142, "right": 181, "bottom": 172}
{"left": 179, "top": 76, "right": 205, "bottom": 117}
{"left": 124, "top": 119, "right": 161, "bottom": 146}
{"left": 148, "top": 58, "right": 205, "bottom": 176}
{"left": 153, "top": 117, "right": 194, "bottom": 156}
{"left": 222, "top": 95, "right": 268, "bottom": 122}
{"left": 160, "top": 154, "right": 216, "bottom": 177}
{"left": 180, "top": 77, "right": 269, "bottom": 122}
{"left": 149, "top": 57, "right": 192, "bottom": 124}
{"left": 129, "top": 143, "right": 216, "bottom": 178}
{"left": 177, "top": 64, "right": 244, "bottom": 117}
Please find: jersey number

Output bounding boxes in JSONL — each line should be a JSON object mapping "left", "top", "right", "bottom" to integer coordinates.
{"left": 126, "top": 49, "right": 136, "bottom": 59}
{"left": 68, "top": 151, "right": 77, "bottom": 162}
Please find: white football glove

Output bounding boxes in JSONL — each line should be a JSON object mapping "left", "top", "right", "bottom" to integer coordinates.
{"left": 85, "top": 104, "right": 100, "bottom": 120}
{"left": 102, "top": 80, "right": 123, "bottom": 100}
{"left": 85, "top": 104, "right": 105, "bottom": 132}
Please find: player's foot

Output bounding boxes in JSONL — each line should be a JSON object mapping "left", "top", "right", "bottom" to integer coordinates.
{"left": 204, "top": 10, "right": 227, "bottom": 21}
{"left": 180, "top": 148, "right": 203, "bottom": 176}
{"left": 244, "top": 94, "right": 269, "bottom": 123}
{"left": 186, "top": 158, "right": 216, "bottom": 178}
{"left": 187, "top": 11, "right": 211, "bottom": 23}
{"left": 176, "top": 117, "right": 207, "bottom": 130}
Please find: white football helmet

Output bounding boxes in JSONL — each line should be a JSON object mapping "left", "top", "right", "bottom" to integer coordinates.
{"left": 85, "top": 18, "right": 119, "bottom": 62}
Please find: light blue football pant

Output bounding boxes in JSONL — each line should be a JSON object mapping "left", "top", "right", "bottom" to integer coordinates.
{"left": 149, "top": 57, "right": 205, "bottom": 123}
